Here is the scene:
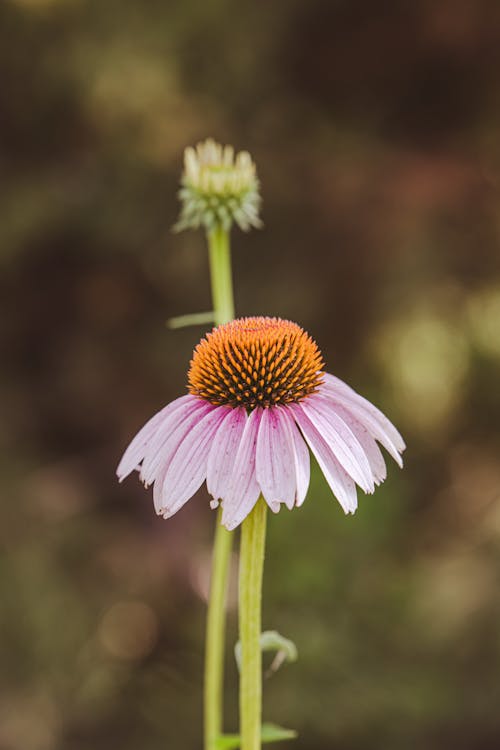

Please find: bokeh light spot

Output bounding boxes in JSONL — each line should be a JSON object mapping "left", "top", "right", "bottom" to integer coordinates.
{"left": 466, "top": 285, "right": 500, "bottom": 358}
{"left": 376, "top": 305, "right": 469, "bottom": 432}
{"left": 98, "top": 601, "right": 159, "bottom": 661}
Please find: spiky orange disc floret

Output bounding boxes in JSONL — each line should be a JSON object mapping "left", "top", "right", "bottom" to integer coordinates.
{"left": 188, "top": 317, "right": 325, "bottom": 410}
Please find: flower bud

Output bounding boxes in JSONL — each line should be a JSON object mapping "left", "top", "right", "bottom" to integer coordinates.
{"left": 174, "top": 138, "right": 262, "bottom": 233}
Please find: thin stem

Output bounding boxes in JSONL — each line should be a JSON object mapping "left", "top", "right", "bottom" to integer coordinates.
{"left": 204, "top": 516, "right": 233, "bottom": 750}
{"left": 204, "top": 225, "right": 235, "bottom": 750}
{"left": 208, "top": 226, "right": 235, "bottom": 325}
{"left": 239, "top": 497, "right": 267, "bottom": 750}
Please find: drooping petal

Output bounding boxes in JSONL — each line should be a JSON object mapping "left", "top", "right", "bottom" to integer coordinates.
{"left": 155, "top": 406, "right": 228, "bottom": 518}
{"left": 278, "top": 406, "right": 310, "bottom": 506}
{"left": 150, "top": 402, "right": 217, "bottom": 512}
{"left": 298, "top": 396, "right": 375, "bottom": 493}
{"left": 308, "top": 391, "right": 387, "bottom": 485}
{"left": 116, "top": 395, "right": 193, "bottom": 481}
{"left": 322, "top": 373, "right": 406, "bottom": 459}
{"left": 290, "top": 404, "right": 358, "bottom": 514}
{"left": 206, "top": 407, "right": 247, "bottom": 505}
{"left": 140, "top": 396, "right": 212, "bottom": 486}
{"left": 290, "top": 426, "right": 311, "bottom": 507}
{"left": 256, "top": 407, "right": 296, "bottom": 511}
{"left": 221, "top": 408, "right": 262, "bottom": 531}
{"left": 322, "top": 398, "right": 387, "bottom": 484}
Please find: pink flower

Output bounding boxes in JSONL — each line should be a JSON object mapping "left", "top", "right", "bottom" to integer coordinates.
{"left": 117, "top": 317, "right": 405, "bottom": 530}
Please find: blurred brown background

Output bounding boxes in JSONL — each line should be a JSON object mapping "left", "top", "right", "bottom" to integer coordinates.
{"left": 2, "top": 0, "right": 500, "bottom": 748}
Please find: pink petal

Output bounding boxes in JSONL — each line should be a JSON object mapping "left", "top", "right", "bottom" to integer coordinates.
{"left": 141, "top": 396, "right": 211, "bottom": 486}
{"left": 308, "top": 392, "right": 386, "bottom": 486}
{"left": 256, "top": 407, "right": 296, "bottom": 511}
{"left": 308, "top": 391, "right": 387, "bottom": 484}
{"left": 323, "top": 398, "right": 387, "bottom": 484}
{"left": 221, "top": 408, "right": 262, "bottom": 530}
{"left": 320, "top": 379, "right": 404, "bottom": 467}
{"left": 155, "top": 406, "right": 228, "bottom": 518}
{"left": 276, "top": 406, "right": 311, "bottom": 506}
{"left": 206, "top": 407, "right": 247, "bottom": 505}
{"left": 150, "top": 403, "right": 217, "bottom": 511}
{"left": 290, "top": 404, "right": 358, "bottom": 514}
{"left": 299, "top": 396, "right": 375, "bottom": 493}
{"left": 116, "top": 396, "right": 192, "bottom": 481}
{"left": 322, "top": 373, "right": 406, "bottom": 457}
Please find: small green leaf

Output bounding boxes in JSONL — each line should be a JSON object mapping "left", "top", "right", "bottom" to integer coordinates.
{"left": 214, "top": 734, "right": 240, "bottom": 750}
{"left": 261, "top": 723, "right": 298, "bottom": 743}
{"left": 235, "top": 630, "right": 298, "bottom": 676}
{"left": 215, "top": 723, "right": 297, "bottom": 749}
{"left": 166, "top": 311, "right": 215, "bottom": 329}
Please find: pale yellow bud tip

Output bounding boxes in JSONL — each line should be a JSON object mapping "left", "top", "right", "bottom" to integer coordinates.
{"left": 174, "top": 138, "right": 262, "bottom": 233}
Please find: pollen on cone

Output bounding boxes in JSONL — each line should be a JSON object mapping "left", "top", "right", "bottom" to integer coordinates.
{"left": 188, "top": 316, "right": 324, "bottom": 410}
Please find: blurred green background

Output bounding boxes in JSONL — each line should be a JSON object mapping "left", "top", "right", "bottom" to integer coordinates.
{"left": 2, "top": 0, "right": 500, "bottom": 748}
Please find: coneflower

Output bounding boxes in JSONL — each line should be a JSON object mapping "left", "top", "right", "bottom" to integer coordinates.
{"left": 117, "top": 316, "right": 405, "bottom": 528}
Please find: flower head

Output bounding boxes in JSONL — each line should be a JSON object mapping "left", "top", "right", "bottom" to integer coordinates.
{"left": 117, "top": 317, "right": 405, "bottom": 530}
{"left": 174, "top": 138, "right": 262, "bottom": 233}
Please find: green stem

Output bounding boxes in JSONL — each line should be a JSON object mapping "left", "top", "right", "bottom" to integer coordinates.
{"left": 208, "top": 226, "right": 234, "bottom": 325}
{"left": 204, "top": 225, "right": 235, "bottom": 750}
{"left": 239, "top": 497, "right": 268, "bottom": 750}
{"left": 204, "top": 516, "right": 233, "bottom": 750}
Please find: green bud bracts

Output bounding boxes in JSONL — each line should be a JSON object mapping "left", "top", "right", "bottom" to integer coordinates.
{"left": 174, "top": 138, "right": 262, "bottom": 233}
